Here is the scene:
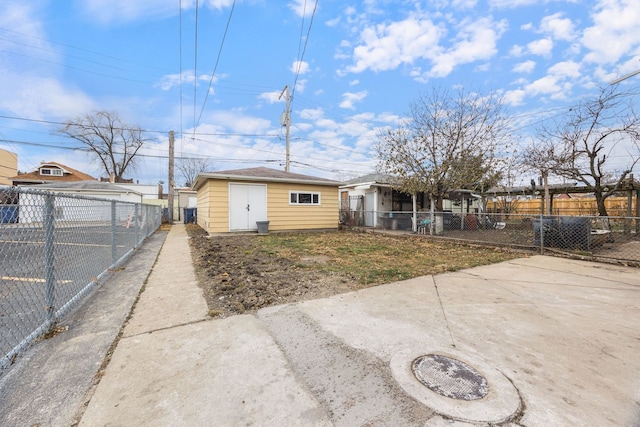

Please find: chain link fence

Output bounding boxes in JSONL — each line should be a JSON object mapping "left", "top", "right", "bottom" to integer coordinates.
{"left": 339, "top": 209, "right": 640, "bottom": 265}
{"left": 1, "top": 186, "right": 161, "bottom": 373}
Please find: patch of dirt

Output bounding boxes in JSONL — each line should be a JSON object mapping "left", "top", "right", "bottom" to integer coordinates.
{"left": 186, "top": 225, "right": 361, "bottom": 318}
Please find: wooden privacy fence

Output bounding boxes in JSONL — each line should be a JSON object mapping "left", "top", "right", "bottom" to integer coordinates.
{"left": 488, "top": 196, "right": 636, "bottom": 217}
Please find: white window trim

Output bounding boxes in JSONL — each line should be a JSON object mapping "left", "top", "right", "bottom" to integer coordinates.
{"left": 40, "top": 167, "right": 63, "bottom": 176}
{"left": 289, "top": 191, "right": 321, "bottom": 205}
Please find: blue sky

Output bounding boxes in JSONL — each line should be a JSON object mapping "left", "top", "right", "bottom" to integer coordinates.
{"left": 1, "top": 0, "right": 639, "bottom": 187}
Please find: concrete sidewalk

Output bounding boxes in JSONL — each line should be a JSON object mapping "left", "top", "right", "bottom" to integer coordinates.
{"left": 77, "top": 223, "right": 640, "bottom": 427}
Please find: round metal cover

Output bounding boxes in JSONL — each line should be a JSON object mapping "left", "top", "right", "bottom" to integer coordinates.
{"left": 412, "top": 354, "right": 488, "bottom": 401}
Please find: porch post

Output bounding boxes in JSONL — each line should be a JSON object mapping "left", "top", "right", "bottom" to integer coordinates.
{"left": 373, "top": 189, "right": 378, "bottom": 228}
{"left": 412, "top": 193, "right": 417, "bottom": 233}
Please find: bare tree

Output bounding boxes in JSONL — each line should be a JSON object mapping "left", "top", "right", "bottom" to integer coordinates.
{"left": 177, "top": 156, "right": 212, "bottom": 187}
{"left": 375, "top": 87, "right": 512, "bottom": 210}
{"left": 59, "top": 111, "right": 146, "bottom": 182}
{"left": 522, "top": 86, "right": 640, "bottom": 217}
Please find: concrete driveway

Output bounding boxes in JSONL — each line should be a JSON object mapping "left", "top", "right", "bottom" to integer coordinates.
{"left": 79, "top": 245, "right": 640, "bottom": 426}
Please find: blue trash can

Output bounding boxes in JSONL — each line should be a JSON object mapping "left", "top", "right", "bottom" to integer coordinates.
{"left": 533, "top": 216, "right": 559, "bottom": 247}
{"left": 558, "top": 216, "right": 591, "bottom": 250}
{"left": 0, "top": 205, "right": 19, "bottom": 223}
{"left": 183, "top": 208, "right": 197, "bottom": 224}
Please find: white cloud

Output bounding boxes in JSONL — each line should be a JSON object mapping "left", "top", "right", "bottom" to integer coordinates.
{"left": 505, "top": 60, "right": 581, "bottom": 105}
{"left": 525, "top": 75, "right": 562, "bottom": 96}
{"left": 344, "top": 15, "right": 443, "bottom": 73}
{"left": 513, "top": 60, "right": 536, "bottom": 74}
{"left": 548, "top": 61, "right": 581, "bottom": 78}
{"left": 290, "top": 60, "right": 310, "bottom": 75}
{"left": 299, "top": 108, "right": 324, "bottom": 120}
{"left": 78, "top": 0, "right": 234, "bottom": 24}
{"left": 510, "top": 45, "right": 524, "bottom": 57}
{"left": 527, "top": 38, "right": 554, "bottom": 56}
{"left": 451, "top": 0, "right": 478, "bottom": 8}
{"left": 427, "top": 17, "right": 507, "bottom": 78}
{"left": 155, "top": 70, "right": 219, "bottom": 91}
{"left": 503, "top": 89, "right": 527, "bottom": 106}
{"left": 209, "top": 110, "right": 272, "bottom": 134}
{"left": 294, "top": 79, "right": 308, "bottom": 94}
{"left": 582, "top": 0, "right": 640, "bottom": 64}
{"left": 343, "top": 13, "right": 505, "bottom": 80}
{"left": 79, "top": 0, "right": 176, "bottom": 24}
{"left": 488, "top": 0, "right": 553, "bottom": 7}
{"left": 1, "top": 1, "right": 56, "bottom": 65}
{"left": 288, "top": 0, "right": 316, "bottom": 18}
{"left": 316, "top": 118, "right": 338, "bottom": 129}
{"left": 0, "top": 1, "right": 94, "bottom": 119}
{"left": 258, "top": 90, "right": 285, "bottom": 104}
{"left": 339, "top": 91, "right": 368, "bottom": 110}
{"left": 1, "top": 2, "right": 47, "bottom": 45}
{"left": 0, "top": 72, "right": 94, "bottom": 120}
{"left": 540, "top": 13, "right": 576, "bottom": 41}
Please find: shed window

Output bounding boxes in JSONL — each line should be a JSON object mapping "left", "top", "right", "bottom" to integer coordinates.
{"left": 290, "top": 191, "right": 320, "bottom": 205}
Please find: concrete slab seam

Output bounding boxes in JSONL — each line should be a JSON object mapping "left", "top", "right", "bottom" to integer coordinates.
{"left": 71, "top": 231, "right": 168, "bottom": 425}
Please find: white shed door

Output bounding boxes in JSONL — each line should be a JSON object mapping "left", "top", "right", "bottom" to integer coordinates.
{"left": 229, "top": 184, "right": 267, "bottom": 231}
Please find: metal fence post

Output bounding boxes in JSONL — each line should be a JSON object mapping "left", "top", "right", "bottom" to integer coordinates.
{"left": 539, "top": 213, "right": 545, "bottom": 254}
{"left": 44, "top": 193, "right": 56, "bottom": 324}
{"left": 134, "top": 203, "right": 140, "bottom": 247}
{"left": 111, "top": 200, "right": 117, "bottom": 265}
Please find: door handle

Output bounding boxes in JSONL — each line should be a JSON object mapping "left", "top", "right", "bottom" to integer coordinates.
{"left": 246, "top": 204, "right": 250, "bottom": 211}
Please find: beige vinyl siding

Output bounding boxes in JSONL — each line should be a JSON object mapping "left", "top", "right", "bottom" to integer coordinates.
{"left": 196, "top": 179, "right": 230, "bottom": 233}
{"left": 195, "top": 182, "right": 211, "bottom": 230}
{"left": 266, "top": 182, "right": 339, "bottom": 231}
{"left": 196, "top": 177, "right": 339, "bottom": 233}
{"left": 0, "top": 149, "right": 18, "bottom": 186}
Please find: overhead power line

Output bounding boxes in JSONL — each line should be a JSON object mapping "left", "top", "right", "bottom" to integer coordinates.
{"left": 1, "top": 50, "right": 150, "bottom": 85}
{"left": 291, "top": 0, "right": 319, "bottom": 100}
{"left": 192, "top": 0, "right": 200, "bottom": 132}
{"left": 196, "top": 0, "right": 237, "bottom": 128}
{"left": 179, "top": 0, "right": 184, "bottom": 154}
{"left": 0, "top": 113, "right": 288, "bottom": 138}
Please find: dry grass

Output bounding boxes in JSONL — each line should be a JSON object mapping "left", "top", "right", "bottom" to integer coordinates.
{"left": 257, "top": 230, "right": 526, "bottom": 285}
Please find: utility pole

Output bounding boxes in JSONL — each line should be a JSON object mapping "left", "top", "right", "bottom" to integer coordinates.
{"left": 168, "top": 130, "right": 175, "bottom": 223}
{"left": 610, "top": 64, "right": 640, "bottom": 85}
{"left": 279, "top": 85, "right": 291, "bottom": 172}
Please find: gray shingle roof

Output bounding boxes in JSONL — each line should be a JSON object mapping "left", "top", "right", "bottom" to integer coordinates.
{"left": 25, "top": 180, "right": 142, "bottom": 194}
{"left": 194, "top": 167, "right": 341, "bottom": 188}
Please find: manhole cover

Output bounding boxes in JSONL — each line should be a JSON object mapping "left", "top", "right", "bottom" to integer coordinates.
{"left": 412, "top": 354, "right": 488, "bottom": 401}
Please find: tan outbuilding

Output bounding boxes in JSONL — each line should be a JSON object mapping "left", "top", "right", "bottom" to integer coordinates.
{"left": 0, "top": 148, "right": 18, "bottom": 185}
{"left": 192, "top": 167, "right": 341, "bottom": 233}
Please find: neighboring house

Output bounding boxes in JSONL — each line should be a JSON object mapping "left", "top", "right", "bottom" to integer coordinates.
{"left": 340, "top": 173, "right": 483, "bottom": 230}
{"left": 10, "top": 161, "right": 95, "bottom": 186}
{"left": 0, "top": 148, "right": 18, "bottom": 185}
{"left": 114, "top": 182, "right": 163, "bottom": 200}
{"left": 27, "top": 181, "right": 144, "bottom": 203}
{"left": 15, "top": 181, "right": 144, "bottom": 224}
{"left": 192, "top": 167, "right": 340, "bottom": 233}
{"left": 173, "top": 187, "right": 197, "bottom": 221}
{"left": 156, "top": 186, "right": 197, "bottom": 222}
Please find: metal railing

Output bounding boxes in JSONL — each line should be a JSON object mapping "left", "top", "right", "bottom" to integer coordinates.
{"left": 339, "top": 209, "right": 640, "bottom": 265}
{"left": 0, "top": 186, "right": 161, "bottom": 373}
